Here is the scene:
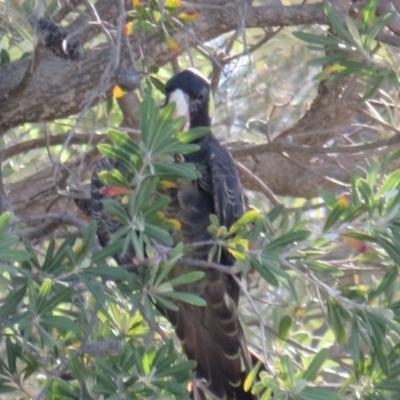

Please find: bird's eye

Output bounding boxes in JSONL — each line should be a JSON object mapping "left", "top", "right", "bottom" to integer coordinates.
{"left": 198, "top": 93, "right": 205, "bottom": 101}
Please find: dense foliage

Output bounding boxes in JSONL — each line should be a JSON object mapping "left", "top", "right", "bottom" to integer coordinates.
{"left": 1, "top": 0, "right": 400, "bottom": 399}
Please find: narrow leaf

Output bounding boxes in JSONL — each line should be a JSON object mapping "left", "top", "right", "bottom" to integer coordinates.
{"left": 162, "top": 291, "right": 206, "bottom": 307}
{"left": 302, "top": 348, "right": 329, "bottom": 381}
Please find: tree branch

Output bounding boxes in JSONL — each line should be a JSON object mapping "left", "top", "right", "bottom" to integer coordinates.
{"left": 2, "top": 1, "right": 397, "bottom": 130}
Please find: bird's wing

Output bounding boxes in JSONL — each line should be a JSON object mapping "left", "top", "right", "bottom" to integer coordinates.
{"left": 209, "top": 139, "right": 245, "bottom": 230}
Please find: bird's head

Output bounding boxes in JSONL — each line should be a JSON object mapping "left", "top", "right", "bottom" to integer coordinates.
{"left": 165, "top": 68, "right": 214, "bottom": 131}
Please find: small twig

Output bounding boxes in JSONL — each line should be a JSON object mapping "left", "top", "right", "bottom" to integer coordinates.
{"left": 33, "top": 354, "right": 79, "bottom": 400}
{"left": 180, "top": 1, "right": 234, "bottom": 10}
{"left": 17, "top": 220, "right": 61, "bottom": 240}
{"left": 170, "top": 57, "right": 180, "bottom": 75}
{"left": 0, "top": 131, "right": 107, "bottom": 166}
{"left": 13, "top": 212, "right": 88, "bottom": 232}
{"left": 53, "top": 0, "right": 85, "bottom": 23}
{"left": 231, "top": 132, "right": 400, "bottom": 158}
{"left": 235, "top": 161, "right": 282, "bottom": 207}
{"left": 180, "top": 257, "right": 240, "bottom": 274}
{"left": 193, "top": 379, "right": 220, "bottom": 400}
{"left": 234, "top": 275, "right": 274, "bottom": 374}
{"left": 138, "top": 304, "right": 171, "bottom": 343}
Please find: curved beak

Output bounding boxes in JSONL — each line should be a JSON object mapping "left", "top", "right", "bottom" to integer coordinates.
{"left": 167, "top": 89, "right": 190, "bottom": 131}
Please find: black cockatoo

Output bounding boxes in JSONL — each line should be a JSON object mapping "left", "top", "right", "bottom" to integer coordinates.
{"left": 91, "top": 69, "right": 256, "bottom": 400}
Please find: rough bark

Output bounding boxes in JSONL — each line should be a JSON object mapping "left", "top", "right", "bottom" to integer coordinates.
{"left": 0, "top": 2, "right": 333, "bottom": 130}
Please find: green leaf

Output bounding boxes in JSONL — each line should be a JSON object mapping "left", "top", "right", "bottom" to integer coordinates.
{"left": 302, "top": 348, "right": 329, "bottom": 381}
{"left": 91, "top": 239, "right": 124, "bottom": 263}
{"left": 85, "top": 265, "right": 132, "bottom": 281}
{"left": 42, "top": 240, "right": 55, "bottom": 270}
{"left": 327, "top": 300, "right": 347, "bottom": 344}
{"left": 0, "top": 212, "right": 11, "bottom": 233}
{"left": 152, "top": 380, "right": 186, "bottom": 396}
{"left": 0, "top": 236, "right": 19, "bottom": 250}
{"left": 278, "top": 315, "right": 292, "bottom": 340}
{"left": 149, "top": 75, "right": 165, "bottom": 93}
{"left": 364, "top": 314, "right": 390, "bottom": 376}
{"left": 307, "top": 53, "right": 348, "bottom": 66}
{"left": 162, "top": 291, "right": 207, "bottom": 307}
{"left": 365, "top": 11, "right": 397, "bottom": 49}
{"left": 298, "top": 388, "right": 342, "bottom": 400}
{"left": 168, "top": 271, "right": 205, "bottom": 287}
{"left": 331, "top": 62, "right": 366, "bottom": 81}
{"left": 103, "top": 200, "right": 129, "bottom": 224}
{"left": 0, "top": 285, "right": 26, "bottom": 316}
{"left": 153, "top": 162, "right": 198, "bottom": 180}
{"left": 108, "top": 129, "right": 141, "bottom": 157}
{"left": 229, "top": 209, "right": 261, "bottom": 234}
{"left": 154, "top": 360, "right": 195, "bottom": 378}
{"left": 42, "top": 316, "right": 78, "bottom": 332}
{"left": 6, "top": 337, "right": 19, "bottom": 374}
{"left": 98, "top": 169, "right": 130, "bottom": 189}
{"left": 0, "top": 383, "right": 15, "bottom": 394}
{"left": 292, "top": 31, "right": 342, "bottom": 47}
{"left": 80, "top": 274, "right": 106, "bottom": 303}
{"left": 0, "top": 262, "right": 33, "bottom": 277}
{"left": 369, "top": 266, "right": 398, "bottom": 301}
{"left": 158, "top": 142, "right": 199, "bottom": 156}
{"left": 152, "top": 294, "right": 179, "bottom": 311}
{"left": 280, "top": 354, "right": 295, "bottom": 383}
{"left": 265, "top": 230, "right": 311, "bottom": 251}
{"left": 176, "top": 127, "right": 209, "bottom": 143}
{"left": 342, "top": 231, "right": 374, "bottom": 241}
{"left": 0, "top": 49, "right": 10, "bottom": 64}
{"left": 81, "top": 220, "right": 97, "bottom": 254}
{"left": 375, "top": 380, "right": 400, "bottom": 392}
{"left": 346, "top": 16, "right": 362, "bottom": 45}
{"left": 38, "top": 278, "right": 52, "bottom": 298}
{"left": 141, "top": 96, "right": 172, "bottom": 153}
{"left": 129, "top": 177, "right": 159, "bottom": 217}
{"left": 165, "top": 0, "right": 180, "bottom": 10}
{"left": 348, "top": 317, "right": 362, "bottom": 367}
{"left": 375, "top": 235, "right": 400, "bottom": 265}
{"left": 362, "top": 0, "right": 378, "bottom": 31}
{"left": 318, "top": 190, "right": 337, "bottom": 207}
{"left": 144, "top": 223, "right": 172, "bottom": 246}
{"left": 38, "top": 287, "right": 74, "bottom": 316}
{"left": 243, "top": 361, "right": 261, "bottom": 392}
{"left": 142, "top": 195, "right": 171, "bottom": 217}
{"left": 377, "top": 167, "right": 400, "bottom": 196}
{"left": 97, "top": 145, "right": 138, "bottom": 173}
{"left": 0, "top": 248, "right": 31, "bottom": 262}
{"left": 324, "top": 3, "right": 354, "bottom": 44}
{"left": 356, "top": 179, "right": 374, "bottom": 208}
{"left": 46, "top": 235, "right": 76, "bottom": 272}
{"left": 323, "top": 201, "right": 347, "bottom": 232}
{"left": 250, "top": 258, "right": 279, "bottom": 287}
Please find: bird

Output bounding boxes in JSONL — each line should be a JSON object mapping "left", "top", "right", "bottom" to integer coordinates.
{"left": 90, "top": 68, "right": 256, "bottom": 400}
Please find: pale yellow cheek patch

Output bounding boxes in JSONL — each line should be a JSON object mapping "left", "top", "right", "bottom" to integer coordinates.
{"left": 169, "top": 89, "right": 190, "bottom": 131}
